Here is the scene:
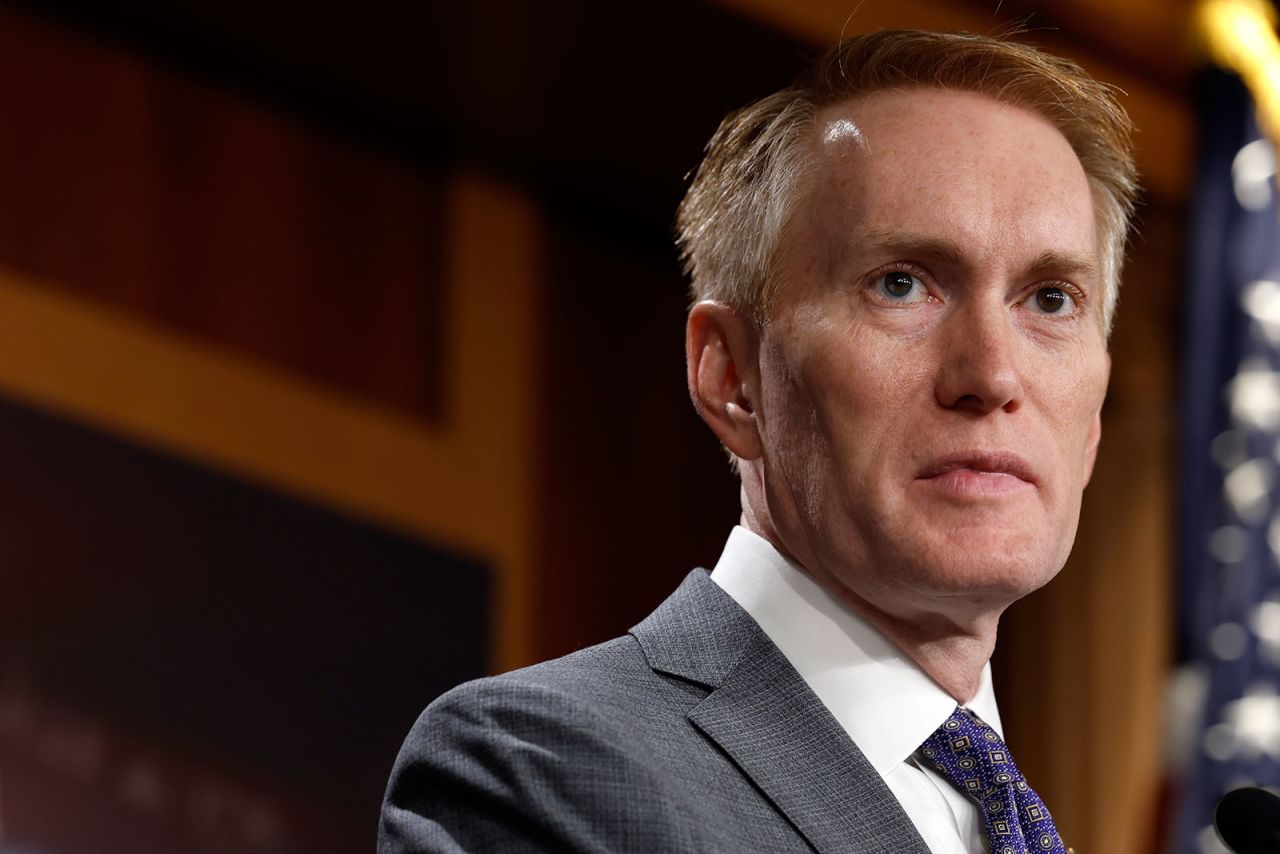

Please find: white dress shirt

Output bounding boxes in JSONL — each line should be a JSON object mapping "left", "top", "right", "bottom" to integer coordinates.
{"left": 709, "top": 525, "right": 1002, "bottom": 854}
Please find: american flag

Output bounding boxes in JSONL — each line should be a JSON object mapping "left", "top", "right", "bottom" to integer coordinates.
{"left": 1176, "top": 62, "right": 1280, "bottom": 851}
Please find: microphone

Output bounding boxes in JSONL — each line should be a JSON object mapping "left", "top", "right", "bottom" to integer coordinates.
{"left": 1215, "top": 786, "right": 1280, "bottom": 853}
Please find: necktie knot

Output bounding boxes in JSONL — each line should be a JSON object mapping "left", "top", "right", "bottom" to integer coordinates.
{"left": 921, "top": 708, "right": 1025, "bottom": 790}
{"left": 919, "top": 707, "right": 1066, "bottom": 854}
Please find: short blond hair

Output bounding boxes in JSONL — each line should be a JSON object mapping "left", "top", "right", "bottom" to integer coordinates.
{"left": 675, "top": 30, "right": 1138, "bottom": 332}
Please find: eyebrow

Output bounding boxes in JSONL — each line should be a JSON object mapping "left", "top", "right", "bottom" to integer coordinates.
{"left": 862, "top": 233, "right": 966, "bottom": 266}
{"left": 846, "top": 232, "right": 1098, "bottom": 281}
{"left": 1024, "top": 249, "right": 1098, "bottom": 280}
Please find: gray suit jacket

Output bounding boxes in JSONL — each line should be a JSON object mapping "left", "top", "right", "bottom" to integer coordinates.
{"left": 379, "top": 569, "right": 931, "bottom": 853}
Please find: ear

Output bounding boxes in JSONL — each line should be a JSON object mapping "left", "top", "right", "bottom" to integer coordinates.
{"left": 686, "top": 300, "right": 763, "bottom": 461}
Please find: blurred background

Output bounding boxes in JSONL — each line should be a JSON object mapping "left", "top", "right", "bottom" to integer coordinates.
{"left": 0, "top": 0, "right": 1271, "bottom": 851}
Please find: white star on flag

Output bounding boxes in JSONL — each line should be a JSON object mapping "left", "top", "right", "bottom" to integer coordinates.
{"left": 1228, "top": 361, "right": 1280, "bottom": 431}
{"left": 1221, "top": 682, "right": 1280, "bottom": 760}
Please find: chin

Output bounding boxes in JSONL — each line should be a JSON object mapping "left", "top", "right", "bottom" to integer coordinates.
{"left": 931, "top": 555, "right": 1060, "bottom": 600}
{"left": 895, "top": 527, "right": 1068, "bottom": 600}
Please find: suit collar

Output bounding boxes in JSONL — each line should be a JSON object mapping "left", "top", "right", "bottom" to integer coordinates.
{"left": 631, "top": 570, "right": 930, "bottom": 854}
{"left": 630, "top": 569, "right": 757, "bottom": 687}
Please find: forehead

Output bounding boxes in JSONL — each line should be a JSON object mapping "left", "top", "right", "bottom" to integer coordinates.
{"left": 796, "top": 89, "right": 1097, "bottom": 269}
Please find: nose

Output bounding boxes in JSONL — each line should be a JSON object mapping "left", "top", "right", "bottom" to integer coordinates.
{"left": 933, "top": 301, "right": 1024, "bottom": 415}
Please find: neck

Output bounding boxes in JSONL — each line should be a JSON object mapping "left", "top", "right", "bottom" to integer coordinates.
{"left": 852, "top": 602, "right": 1000, "bottom": 702}
{"left": 796, "top": 553, "right": 1002, "bottom": 702}
{"left": 739, "top": 502, "right": 1002, "bottom": 703}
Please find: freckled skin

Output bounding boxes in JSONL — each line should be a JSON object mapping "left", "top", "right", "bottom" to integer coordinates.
{"left": 740, "top": 90, "right": 1110, "bottom": 685}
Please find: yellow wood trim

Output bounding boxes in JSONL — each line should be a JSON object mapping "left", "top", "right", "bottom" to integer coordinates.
{"left": 1195, "top": 0, "right": 1280, "bottom": 144}
{"left": 0, "top": 170, "right": 541, "bottom": 673}
{"left": 444, "top": 172, "right": 544, "bottom": 673}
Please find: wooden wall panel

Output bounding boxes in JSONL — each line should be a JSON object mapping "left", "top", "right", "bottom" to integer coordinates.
{"left": 0, "top": 168, "right": 542, "bottom": 671}
{"left": 0, "top": 2, "right": 550, "bottom": 674}
{"left": 0, "top": 153, "right": 544, "bottom": 854}
{"left": 535, "top": 212, "right": 740, "bottom": 662}
{"left": 0, "top": 6, "right": 550, "bottom": 841}
{"left": 0, "top": 3, "right": 445, "bottom": 421}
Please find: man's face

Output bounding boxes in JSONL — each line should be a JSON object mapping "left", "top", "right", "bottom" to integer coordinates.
{"left": 752, "top": 89, "right": 1109, "bottom": 624}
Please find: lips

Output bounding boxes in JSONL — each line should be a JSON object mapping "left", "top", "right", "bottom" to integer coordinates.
{"left": 917, "top": 451, "right": 1037, "bottom": 486}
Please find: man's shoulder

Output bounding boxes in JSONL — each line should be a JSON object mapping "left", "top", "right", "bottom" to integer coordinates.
{"left": 424, "top": 633, "right": 670, "bottom": 736}
{"left": 379, "top": 616, "right": 721, "bottom": 853}
{"left": 378, "top": 567, "right": 924, "bottom": 853}
{"left": 421, "top": 570, "right": 748, "bottom": 735}
{"left": 392, "top": 570, "right": 720, "bottom": 769}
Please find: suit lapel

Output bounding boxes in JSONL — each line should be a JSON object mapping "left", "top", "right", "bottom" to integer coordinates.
{"left": 632, "top": 571, "right": 930, "bottom": 854}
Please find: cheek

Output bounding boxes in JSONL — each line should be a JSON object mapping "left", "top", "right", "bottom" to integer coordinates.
{"left": 794, "top": 334, "right": 929, "bottom": 477}
{"left": 1043, "top": 355, "right": 1109, "bottom": 472}
{"left": 764, "top": 308, "right": 941, "bottom": 475}
{"left": 756, "top": 345, "right": 826, "bottom": 475}
{"left": 814, "top": 337, "right": 934, "bottom": 440}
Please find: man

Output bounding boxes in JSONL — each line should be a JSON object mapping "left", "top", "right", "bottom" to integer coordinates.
{"left": 380, "top": 30, "right": 1137, "bottom": 853}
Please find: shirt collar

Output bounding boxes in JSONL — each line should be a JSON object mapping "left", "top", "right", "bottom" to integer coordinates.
{"left": 709, "top": 525, "right": 1003, "bottom": 776}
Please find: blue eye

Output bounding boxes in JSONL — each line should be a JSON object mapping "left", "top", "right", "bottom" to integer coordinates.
{"left": 1024, "top": 286, "right": 1076, "bottom": 315}
{"left": 876, "top": 271, "right": 926, "bottom": 303}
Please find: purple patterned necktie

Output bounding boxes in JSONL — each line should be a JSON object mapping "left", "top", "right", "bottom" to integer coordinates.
{"left": 919, "top": 707, "right": 1066, "bottom": 854}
